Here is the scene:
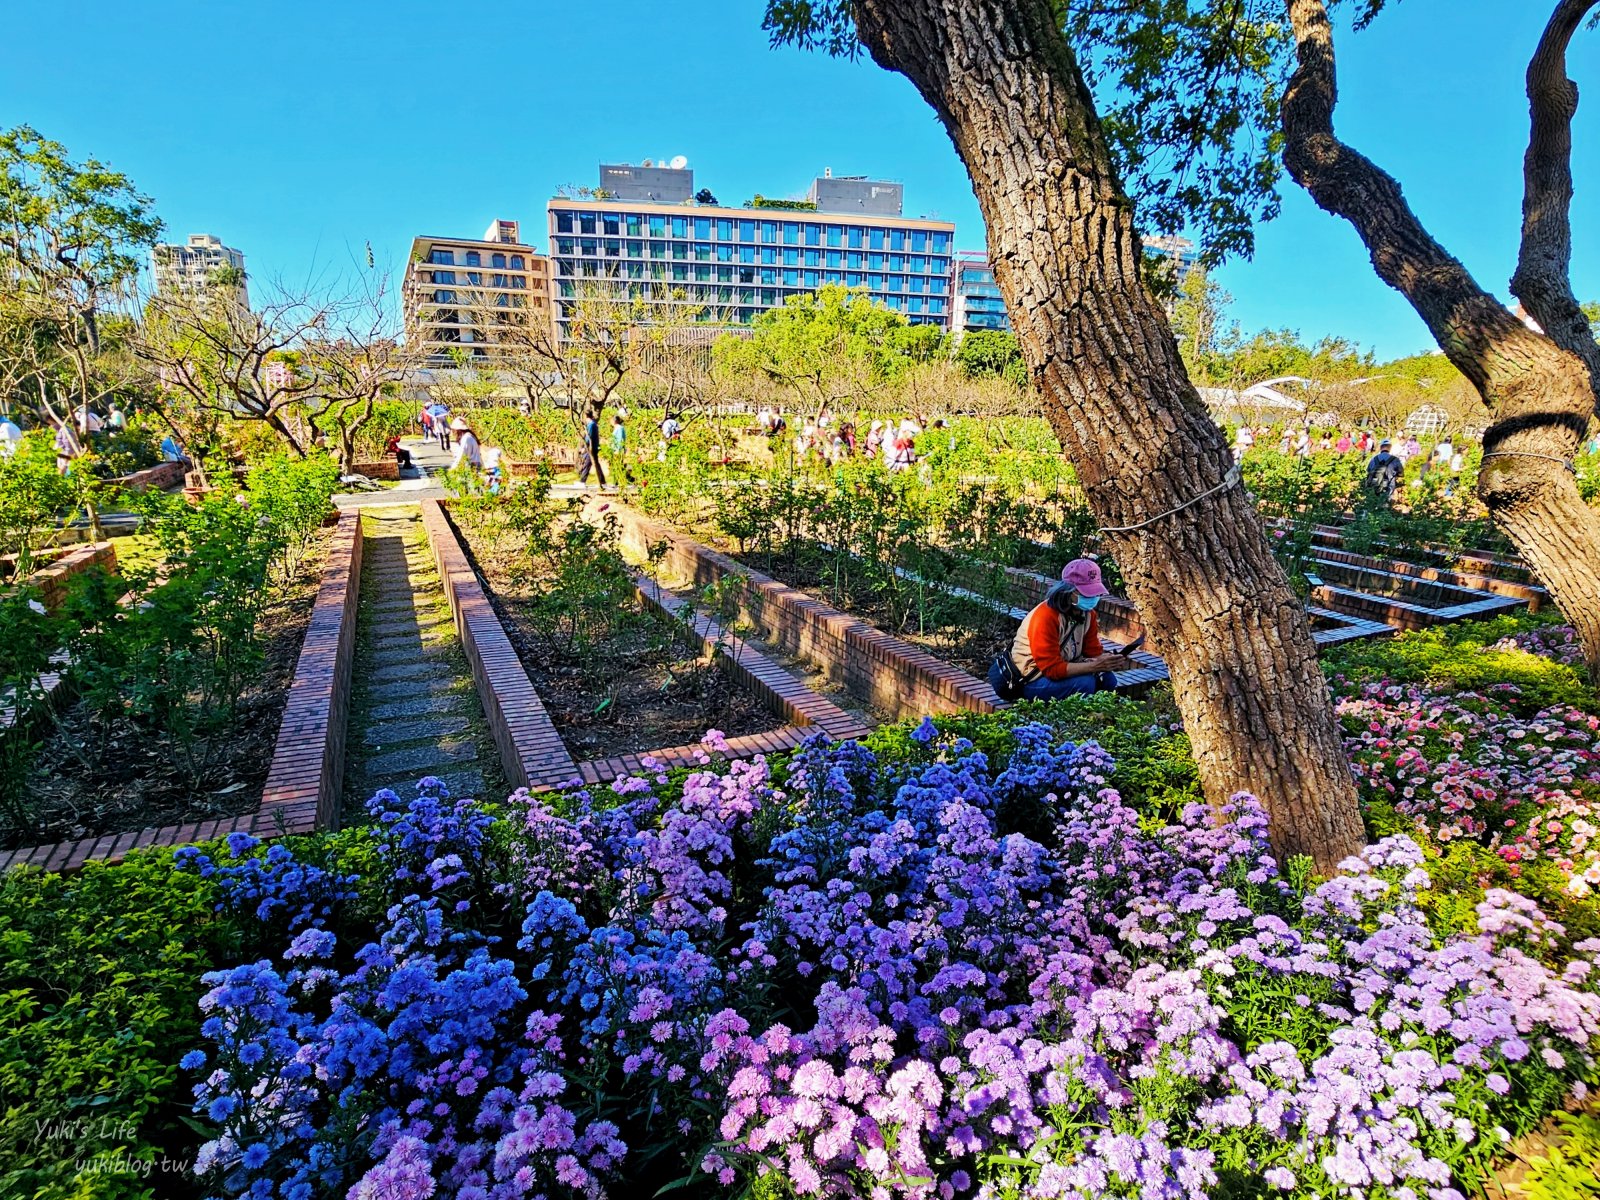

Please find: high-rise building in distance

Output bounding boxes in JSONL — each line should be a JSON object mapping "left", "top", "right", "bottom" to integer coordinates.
{"left": 547, "top": 163, "right": 956, "bottom": 341}
{"left": 402, "top": 219, "right": 553, "bottom": 365}
{"left": 151, "top": 233, "right": 249, "bottom": 308}
{"left": 1144, "top": 233, "right": 1198, "bottom": 276}
{"left": 950, "top": 249, "right": 1010, "bottom": 334}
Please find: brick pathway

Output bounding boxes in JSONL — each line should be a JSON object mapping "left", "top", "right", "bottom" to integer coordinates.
{"left": 340, "top": 506, "right": 504, "bottom": 812}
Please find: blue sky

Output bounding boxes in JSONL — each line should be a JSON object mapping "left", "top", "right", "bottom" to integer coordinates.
{"left": 3, "top": 1, "right": 1593, "bottom": 360}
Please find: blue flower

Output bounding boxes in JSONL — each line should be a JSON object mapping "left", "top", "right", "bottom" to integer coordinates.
{"left": 911, "top": 716, "right": 939, "bottom": 744}
{"left": 179, "top": 1049, "right": 206, "bottom": 1071}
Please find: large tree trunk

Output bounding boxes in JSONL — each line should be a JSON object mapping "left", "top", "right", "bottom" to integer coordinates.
{"left": 1283, "top": 0, "right": 1600, "bottom": 679}
{"left": 850, "top": 0, "right": 1366, "bottom": 873}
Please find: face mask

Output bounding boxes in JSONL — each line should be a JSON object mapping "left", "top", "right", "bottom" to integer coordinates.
{"left": 1076, "top": 594, "right": 1100, "bottom": 612}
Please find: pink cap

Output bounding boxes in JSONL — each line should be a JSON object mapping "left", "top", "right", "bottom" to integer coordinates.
{"left": 1060, "top": 558, "right": 1108, "bottom": 597}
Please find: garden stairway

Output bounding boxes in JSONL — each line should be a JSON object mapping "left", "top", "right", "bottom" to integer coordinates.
{"left": 340, "top": 506, "right": 505, "bottom": 813}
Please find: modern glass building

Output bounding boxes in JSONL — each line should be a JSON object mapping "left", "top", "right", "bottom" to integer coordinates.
{"left": 950, "top": 249, "right": 1010, "bottom": 334}
{"left": 546, "top": 165, "right": 956, "bottom": 340}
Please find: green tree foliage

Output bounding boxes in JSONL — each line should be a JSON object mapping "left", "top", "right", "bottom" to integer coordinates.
{"left": 713, "top": 284, "right": 937, "bottom": 415}
{"left": 954, "top": 329, "right": 1028, "bottom": 388}
{"left": 0, "top": 126, "right": 161, "bottom": 426}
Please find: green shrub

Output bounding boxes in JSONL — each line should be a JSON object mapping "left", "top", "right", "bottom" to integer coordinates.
{"left": 0, "top": 851, "right": 240, "bottom": 1199}
{"left": 1324, "top": 614, "right": 1593, "bottom": 716}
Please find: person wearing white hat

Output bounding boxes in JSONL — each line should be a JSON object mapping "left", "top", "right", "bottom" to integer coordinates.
{"left": 450, "top": 417, "right": 481, "bottom": 470}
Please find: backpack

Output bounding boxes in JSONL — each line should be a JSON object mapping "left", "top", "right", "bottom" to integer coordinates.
{"left": 990, "top": 650, "right": 1032, "bottom": 702}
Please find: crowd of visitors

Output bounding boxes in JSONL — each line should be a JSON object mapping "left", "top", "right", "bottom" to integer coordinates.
{"left": 1235, "top": 422, "right": 1473, "bottom": 504}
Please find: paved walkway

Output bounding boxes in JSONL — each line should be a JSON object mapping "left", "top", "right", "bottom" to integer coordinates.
{"left": 340, "top": 505, "right": 504, "bottom": 811}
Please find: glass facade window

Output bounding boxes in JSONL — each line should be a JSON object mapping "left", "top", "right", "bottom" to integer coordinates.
{"left": 491, "top": 252, "right": 506, "bottom": 268}
{"left": 542, "top": 203, "right": 955, "bottom": 337}
{"left": 433, "top": 269, "right": 456, "bottom": 284}
{"left": 510, "top": 254, "right": 525, "bottom": 268}
{"left": 430, "top": 249, "right": 455, "bottom": 265}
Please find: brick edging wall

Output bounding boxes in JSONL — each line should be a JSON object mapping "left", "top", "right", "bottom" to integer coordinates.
{"left": 353, "top": 460, "right": 401, "bottom": 481}
{"left": 419, "top": 500, "right": 579, "bottom": 792}
{"left": 600, "top": 503, "right": 1001, "bottom": 721}
{"left": 19, "top": 541, "right": 118, "bottom": 611}
{"left": 115, "top": 460, "right": 188, "bottom": 494}
{"left": 258, "top": 508, "right": 365, "bottom": 832}
{"left": 0, "top": 510, "right": 364, "bottom": 875}
{"left": 632, "top": 574, "right": 871, "bottom": 742}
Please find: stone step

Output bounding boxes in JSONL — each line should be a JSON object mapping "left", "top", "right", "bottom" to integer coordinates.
{"left": 364, "top": 738, "right": 478, "bottom": 779}
{"left": 366, "top": 691, "right": 468, "bottom": 722}
{"left": 365, "top": 675, "right": 465, "bottom": 704}
{"left": 364, "top": 714, "right": 469, "bottom": 747}
{"left": 369, "top": 658, "right": 457, "bottom": 683}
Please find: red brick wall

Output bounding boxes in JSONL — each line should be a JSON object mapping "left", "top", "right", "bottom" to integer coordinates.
{"left": 353, "top": 460, "right": 401, "bottom": 481}
{"left": 603, "top": 504, "right": 1001, "bottom": 721}
{"left": 115, "top": 461, "right": 188, "bottom": 494}
{"left": 21, "top": 542, "right": 118, "bottom": 611}
{"left": 419, "top": 500, "right": 579, "bottom": 792}
{"left": 0, "top": 510, "right": 364, "bottom": 874}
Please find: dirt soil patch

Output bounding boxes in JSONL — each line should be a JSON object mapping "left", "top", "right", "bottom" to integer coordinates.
{"left": 452, "top": 519, "right": 786, "bottom": 762}
{"left": 8, "top": 528, "right": 332, "bottom": 850}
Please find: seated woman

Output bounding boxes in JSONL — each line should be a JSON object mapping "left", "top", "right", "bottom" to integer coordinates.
{"left": 386, "top": 434, "right": 412, "bottom": 469}
{"left": 989, "top": 558, "right": 1133, "bottom": 700}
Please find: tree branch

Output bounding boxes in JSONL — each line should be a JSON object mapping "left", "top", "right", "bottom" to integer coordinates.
{"left": 1510, "top": 0, "right": 1600, "bottom": 401}
{"left": 1280, "top": 0, "right": 1540, "bottom": 397}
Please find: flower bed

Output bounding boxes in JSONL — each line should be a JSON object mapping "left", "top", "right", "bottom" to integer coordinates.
{"left": 162, "top": 718, "right": 1600, "bottom": 1200}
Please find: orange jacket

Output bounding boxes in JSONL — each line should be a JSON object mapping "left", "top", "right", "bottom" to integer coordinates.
{"left": 1010, "top": 601, "right": 1102, "bottom": 681}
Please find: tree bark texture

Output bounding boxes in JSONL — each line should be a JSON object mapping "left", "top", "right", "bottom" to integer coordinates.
{"left": 1283, "top": 0, "right": 1600, "bottom": 679}
{"left": 1512, "top": 0, "right": 1600, "bottom": 398}
{"left": 850, "top": 0, "right": 1367, "bottom": 873}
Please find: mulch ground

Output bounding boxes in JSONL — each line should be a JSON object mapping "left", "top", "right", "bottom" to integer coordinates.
{"left": 5, "top": 529, "right": 331, "bottom": 850}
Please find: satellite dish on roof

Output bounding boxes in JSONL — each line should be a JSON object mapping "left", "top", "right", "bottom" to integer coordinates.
{"left": 669, "top": 155, "right": 688, "bottom": 170}
{"left": 642, "top": 158, "right": 654, "bottom": 167}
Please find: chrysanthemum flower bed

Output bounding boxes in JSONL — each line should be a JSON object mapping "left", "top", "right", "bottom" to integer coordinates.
{"left": 173, "top": 712, "right": 1600, "bottom": 1200}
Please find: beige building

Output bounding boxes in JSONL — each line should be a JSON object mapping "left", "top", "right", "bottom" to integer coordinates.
{"left": 152, "top": 233, "right": 249, "bottom": 309}
{"left": 403, "top": 219, "right": 552, "bottom": 365}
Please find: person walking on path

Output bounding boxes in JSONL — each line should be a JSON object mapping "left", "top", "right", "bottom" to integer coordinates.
{"left": 428, "top": 402, "right": 451, "bottom": 451}
{"left": 609, "top": 412, "right": 633, "bottom": 483}
{"left": 52, "top": 417, "right": 81, "bottom": 474}
{"left": 988, "top": 559, "right": 1134, "bottom": 700}
{"left": 449, "top": 418, "right": 482, "bottom": 471}
{"left": 577, "top": 411, "right": 606, "bottom": 487}
{"left": 1365, "top": 438, "right": 1403, "bottom": 503}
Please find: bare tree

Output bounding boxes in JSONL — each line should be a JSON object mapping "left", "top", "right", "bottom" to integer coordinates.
{"left": 135, "top": 268, "right": 411, "bottom": 477}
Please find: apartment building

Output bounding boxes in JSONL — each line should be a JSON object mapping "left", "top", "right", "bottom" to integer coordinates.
{"left": 151, "top": 233, "right": 249, "bottom": 308}
{"left": 950, "top": 249, "right": 1010, "bottom": 334}
{"left": 402, "top": 219, "right": 552, "bottom": 365}
{"left": 547, "top": 163, "right": 956, "bottom": 341}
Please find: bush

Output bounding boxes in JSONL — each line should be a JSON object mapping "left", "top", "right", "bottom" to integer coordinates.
{"left": 1326, "top": 615, "right": 1594, "bottom": 716}
{"left": 0, "top": 850, "right": 241, "bottom": 1198}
